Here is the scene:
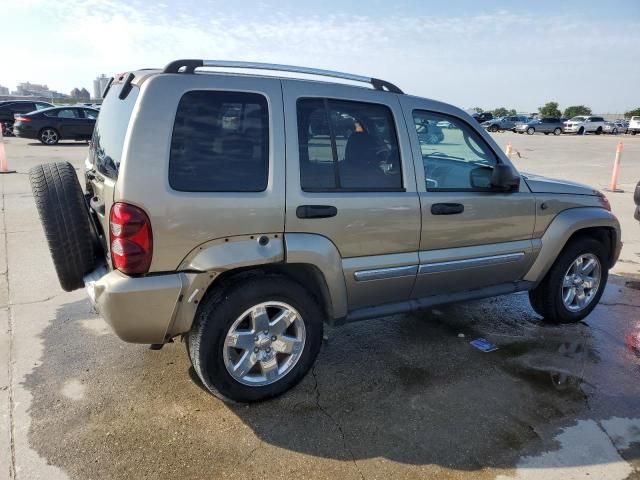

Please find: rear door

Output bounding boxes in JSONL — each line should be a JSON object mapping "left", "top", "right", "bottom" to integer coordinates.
{"left": 399, "top": 97, "right": 537, "bottom": 298}
{"left": 53, "top": 108, "right": 84, "bottom": 137}
{"left": 283, "top": 81, "right": 421, "bottom": 311}
{"left": 79, "top": 108, "right": 98, "bottom": 138}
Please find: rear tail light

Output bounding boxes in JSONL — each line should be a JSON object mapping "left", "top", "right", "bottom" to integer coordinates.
{"left": 14, "top": 116, "right": 31, "bottom": 123}
{"left": 109, "top": 202, "right": 153, "bottom": 274}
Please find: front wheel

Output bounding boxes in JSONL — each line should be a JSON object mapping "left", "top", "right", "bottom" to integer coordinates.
{"left": 527, "top": 127, "right": 535, "bottom": 135}
{"left": 529, "top": 237, "right": 608, "bottom": 323}
{"left": 489, "top": 125, "right": 499, "bottom": 132}
{"left": 578, "top": 127, "right": 585, "bottom": 135}
{"left": 187, "top": 275, "right": 324, "bottom": 402}
{"left": 553, "top": 128, "right": 562, "bottom": 135}
{"left": 595, "top": 127, "right": 602, "bottom": 135}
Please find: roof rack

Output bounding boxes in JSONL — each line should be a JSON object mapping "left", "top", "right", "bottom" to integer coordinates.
{"left": 162, "top": 59, "right": 404, "bottom": 94}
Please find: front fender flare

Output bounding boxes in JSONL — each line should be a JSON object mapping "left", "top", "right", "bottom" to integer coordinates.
{"left": 524, "top": 207, "right": 621, "bottom": 283}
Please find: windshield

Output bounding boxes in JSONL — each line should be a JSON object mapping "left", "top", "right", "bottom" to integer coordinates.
{"left": 90, "top": 81, "right": 139, "bottom": 178}
{"left": 570, "top": 116, "right": 586, "bottom": 122}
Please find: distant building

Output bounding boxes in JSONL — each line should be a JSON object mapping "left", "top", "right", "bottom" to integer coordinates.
{"left": 0, "top": 85, "right": 8, "bottom": 96}
{"left": 70, "top": 87, "right": 91, "bottom": 102}
{"left": 93, "top": 74, "right": 110, "bottom": 99}
{"left": 15, "top": 81, "right": 67, "bottom": 99}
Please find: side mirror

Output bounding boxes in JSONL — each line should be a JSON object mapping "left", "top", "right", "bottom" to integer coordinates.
{"left": 491, "top": 164, "right": 520, "bottom": 192}
{"left": 470, "top": 166, "right": 493, "bottom": 189}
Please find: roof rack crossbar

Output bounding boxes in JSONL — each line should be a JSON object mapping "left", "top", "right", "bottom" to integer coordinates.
{"left": 162, "top": 59, "right": 403, "bottom": 94}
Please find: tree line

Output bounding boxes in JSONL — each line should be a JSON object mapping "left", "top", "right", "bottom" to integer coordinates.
{"left": 473, "top": 104, "right": 640, "bottom": 119}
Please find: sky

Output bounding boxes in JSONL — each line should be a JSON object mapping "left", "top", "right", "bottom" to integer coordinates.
{"left": 2, "top": 0, "right": 639, "bottom": 113}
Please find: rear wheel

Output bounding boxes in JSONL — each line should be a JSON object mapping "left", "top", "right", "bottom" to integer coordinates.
{"left": 28, "top": 162, "right": 95, "bottom": 291}
{"left": 595, "top": 127, "right": 602, "bottom": 135}
{"left": 39, "top": 128, "right": 59, "bottom": 145}
{"left": 553, "top": 128, "right": 562, "bottom": 135}
{"left": 187, "top": 275, "right": 324, "bottom": 402}
{"left": 528, "top": 237, "right": 608, "bottom": 324}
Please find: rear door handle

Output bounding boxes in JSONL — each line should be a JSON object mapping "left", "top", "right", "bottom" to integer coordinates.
{"left": 296, "top": 205, "right": 338, "bottom": 219}
{"left": 431, "top": 203, "right": 464, "bottom": 215}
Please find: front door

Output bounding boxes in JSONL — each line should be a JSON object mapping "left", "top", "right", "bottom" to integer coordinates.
{"left": 283, "top": 81, "right": 421, "bottom": 311}
{"left": 399, "top": 97, "right": 537, "bottom": 299}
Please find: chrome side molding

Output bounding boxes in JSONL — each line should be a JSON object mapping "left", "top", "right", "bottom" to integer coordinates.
{"left": 418, "top": 252, "right": 525, "bottom": 275}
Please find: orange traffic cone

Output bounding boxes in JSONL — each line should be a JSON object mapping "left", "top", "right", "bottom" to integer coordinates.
{"left": 605, "top": 141, "right": 624, "bottom": 193}
{"left": 0, "top": 126, "right": 16, "bottom": 174}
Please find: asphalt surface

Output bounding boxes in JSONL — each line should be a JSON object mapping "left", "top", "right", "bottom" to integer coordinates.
{"left": 1, "top": 133, "right": 640, "bottom": 480}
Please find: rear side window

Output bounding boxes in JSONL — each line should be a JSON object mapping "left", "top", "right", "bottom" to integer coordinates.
{"left": 169, "top": 91, "right": 269, "bottom": 192}
{"left": 91, "top": 81, "right": 139, "bottom": 178}
{"left": 297, "top": 98, "right": 402, "bottom": 191}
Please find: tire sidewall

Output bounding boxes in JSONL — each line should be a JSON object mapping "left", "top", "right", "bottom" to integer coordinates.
{"left": 543, "top": 238, "right": 608, "bottom": 323}
{"left": 190, "top": 277, "right": 323, "bottom": 402}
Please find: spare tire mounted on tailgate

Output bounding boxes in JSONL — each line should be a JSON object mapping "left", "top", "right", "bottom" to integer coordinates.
{"left": 29, "top": 162, "right": 96, "bottom": 291}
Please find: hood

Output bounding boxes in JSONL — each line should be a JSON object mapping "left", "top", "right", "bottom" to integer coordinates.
{"left": 522, "top": 173, "right": 600, "bottom": 196}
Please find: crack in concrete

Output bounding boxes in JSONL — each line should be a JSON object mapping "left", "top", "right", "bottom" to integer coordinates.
{"left": 599, "top": 302, "right": 640, "bottom": 309}
{"left": 311, "top": 365, "right": 365, "bottom": 480}
{"left": 2, "top": 187, "right": 17, "bottom": 480}
{"left": 10, "top": 295, "right": 63, "bottom": 307}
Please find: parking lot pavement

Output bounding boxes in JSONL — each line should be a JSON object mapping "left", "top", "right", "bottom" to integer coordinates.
{"left": 1, "top": 135, "right": 639, "bottom": 480}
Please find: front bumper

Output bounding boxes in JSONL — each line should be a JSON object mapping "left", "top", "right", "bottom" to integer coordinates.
{"left": 85, "top": 266, "right": 183, "bottom": 344}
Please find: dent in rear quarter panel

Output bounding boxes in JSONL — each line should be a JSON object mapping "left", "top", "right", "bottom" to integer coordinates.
{"left": 114, "top": 73, "right": 286, "bottom": 272}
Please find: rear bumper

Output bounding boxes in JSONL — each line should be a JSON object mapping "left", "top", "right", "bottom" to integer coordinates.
{"left": 85, "top": 266, "right": 183, "bottom": 343}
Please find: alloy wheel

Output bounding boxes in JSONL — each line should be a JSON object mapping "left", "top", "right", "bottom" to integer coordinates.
{"left": 561, "top": 253, "right": 602, "bottom": 312}
{"left": 223, "top": 301, "right": 306, "bottom": 386}
{"left": 41, "top": 129, "right": 58, "bottom": 144}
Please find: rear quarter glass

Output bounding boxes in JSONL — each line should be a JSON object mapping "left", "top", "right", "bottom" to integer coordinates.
{"left": 90, "top": 82, "right": 139, "bottom": 179}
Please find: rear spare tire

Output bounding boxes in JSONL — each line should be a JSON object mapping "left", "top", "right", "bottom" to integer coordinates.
{"left": 29, "top": 162, "right": 95, "bottom": 291}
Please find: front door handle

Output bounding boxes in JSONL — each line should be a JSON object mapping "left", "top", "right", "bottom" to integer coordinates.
{"left": 296, "top": 205, "right": 338, "bottom": 219}
{"left": 431, "top": 203, "right": 464, "bottom": 215}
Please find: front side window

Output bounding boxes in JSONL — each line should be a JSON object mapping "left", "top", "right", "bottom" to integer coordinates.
{"left": 297, "top": 98, "right": 402, "bottom": 191}
{"left": 413, "top": 110, "right": 498, "bottom": 191}
{"left": 169, "top": 91, "right": 269, "bottom": 192}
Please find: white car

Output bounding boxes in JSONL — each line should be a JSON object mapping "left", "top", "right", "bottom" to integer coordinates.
{"left": 563, "top": 116, "right": 606, "bottom": 135}
{"left": 628, "top": 116, "right": 640, "bottom": 135}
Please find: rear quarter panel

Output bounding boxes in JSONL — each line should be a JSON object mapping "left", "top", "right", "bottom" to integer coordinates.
{"left": 115, "top": 74, "right": 286, "bottom": 272}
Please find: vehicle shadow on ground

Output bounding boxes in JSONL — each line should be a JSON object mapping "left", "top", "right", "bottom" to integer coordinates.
{"left": 26, "top": 142, "right": 89, "bottom": 147}
{"left": 23, "top": 274, "right": 640, "bottom": 478}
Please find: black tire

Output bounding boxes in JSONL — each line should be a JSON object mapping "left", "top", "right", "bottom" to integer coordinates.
{"left": 39, "top": 127, "right": 60, "bottom": 145}
{"left": 595, "top": 127, "right": 602, "bottom": 135}
{"left": 528, "top": 237, "right": 608, "bottom": 324}
{"left": 632, "top": 131, "right": 637, "bottom": 136}
{"left": 634, "top": 181, "right": 640, "bottom": 206}
{"left": 489, "top": 124, "right": 499, "bottom": 132}
{"left": 527, "top": 127, "right": 535, "bottom": 135}
{"left": 28, "top": 162, "right": 95, "bottom": 291}
{"left": 553, "top": 128, "right": 562, "bottom": 135}
{"left": 187, "top": 275, "right": 324, "bottom": 403}
{"left": 578, "top": 127, "right": 585, "bottom": 135}
{"left": 1, "top": 121, "right": 14, "bottom": 137}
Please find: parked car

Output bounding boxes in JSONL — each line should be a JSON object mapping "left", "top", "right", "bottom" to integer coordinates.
{"left": 28, "top": 60, "right": 621, "bottom": 402}
{"left": 563, "top": 116, "right": 606, "bottom": 135}
{"left": 13, "top": 106, "right": 99, "bottom": 144}
{"left": 603, "top": 121, "right": 626, "bottom": 134}
{"left": 416, "top": 118, "right": 445, "bottom": 144}
{"left": 472, "top": 112, "right": 494, "bottom": 123}
{"left": 515, "top": 117, "right": 564, "bottom": 135}
{"left": 628, "top": 116, "right": 640, "bottom": 135}
{"left": 0, "top": 100, "right": 53, "bottom": 136}
{"left": 482, "top": 115, "right": 526, "bottom": 132}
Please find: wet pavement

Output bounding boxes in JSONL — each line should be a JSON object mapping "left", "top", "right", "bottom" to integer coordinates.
{"left": 1, "top": 135, "right": 640, "bottom": 479}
